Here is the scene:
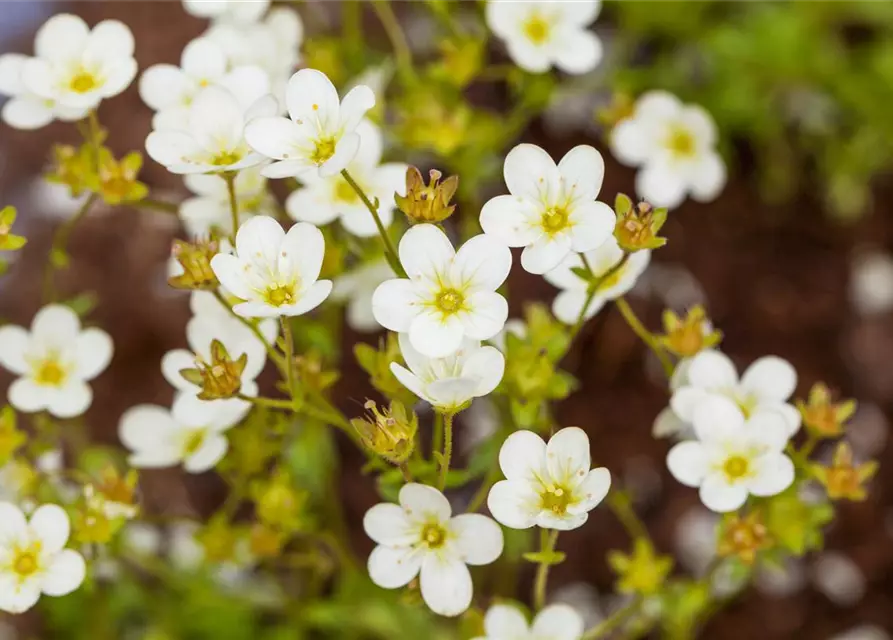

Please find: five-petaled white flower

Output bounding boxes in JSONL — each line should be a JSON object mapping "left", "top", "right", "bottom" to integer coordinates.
{"left": 372, "top": 224, "right": 512, "bottom": 358}
{"left": 245, "top": 68, "right": 375, "bottom": 179}
{"left": 473, "top": 603, "right": 585, "bottom": 640}
{"left": 0, "top": 53, "right": 87, "bottom": 130}
{"left": 488, "top": 427, "right": 611, "bottom": 531}
{"left": 391, "top": 333, "right": 505, "bottom": 413}
{"left": 22, "top": 14, "right": 137, "bottom": 112}
{"left": 481, "top": 143, "right": 615, "bottom": 275}
{"left": 146, "top": 86, "right": 277, "bottom": 175}
{"left": 363, "top": 483, "right": 503, "bottom": 617}
{"left": 331, "top": 259, "right": 393, "bottom": 332}
{"left": 543, "top": 236, "right": 651, "bottom": 325}
{"left": 611, "top": 91, "right": 726, "bottom": 209}
{"left": 140, "top": 37, "right": 270, "bottom": 132}
{"left": 670, "top": 350, "right": 800, "bottom": 437}
{"left": 183, "top": 0, "right": 271, "bottom": 23}
{"left": 285, "top": 120, "right": 407, "bottom": 237}
{"left": 210, "top": 216, "right": 333, "bottom": 318}
{"left": 119, "top": 393, "right": 242, "bottom": 473}
{"left": 0, "top": 502, "right": 86, "bottom": 614}
{"left": 666, "top": 396, "right": 796, "bottom": 513}
{"left": 485, "top": 1, "right": 603, "bottom": 75}
{"left": 180, "top": 166, "right": 276, "bottom": 237}
{"left": 0, "top": 305, "right": 112, "bottom": 418}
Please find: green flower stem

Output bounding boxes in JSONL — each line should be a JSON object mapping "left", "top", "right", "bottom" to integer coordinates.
{"left": 533, "top": 529, "right": 560, "bottom": 610}
{"left": 437, "top": 412, "right": 454, "bottom": 490}
{"left": 468, "top": 459, "right": 501, "bottom": 512}
{"left": 223, "top": 171, "right": 239, "bottom": 239}
{"left": 340, "top": 168, "right": 405, "bottom": 277}
{"left": 432, "top": 412, "right": 444, "bottom": 460}
{"left": 581, "top": 596, "right": 643, "bottom": 639}
{"left": 371, "top": 0, "right": 415, "bottom": 84}
{"left": 566, "top": 253, "right": 630, "bottom": 346}
{"left": 280, "top": 317, "right": 296, "bottom": 401}
{"left": 42, "top": 192, "right": 99, "bottom": 302}
{"left": 211, "top": 290, "right": 285, "bottom": 371}
{"left": 607, "top": 490, "right": 650, "bottom": 541}
{"left": 139, "top": 198, "right": 180, "bottom": 215}
{"left": 238, "top": 395, "right": 293, "bottom": 411}
{"left": 615, "top": 297, "right": 675, "bottom": 378}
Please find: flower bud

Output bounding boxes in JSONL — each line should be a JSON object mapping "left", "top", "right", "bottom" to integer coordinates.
{"left": 395, "top": 166, "right": 459, "bottom": 224}
{"left": 252, "top": 470, "right": 308, "bottom": 532}
{"left": 613, "top": 193, "right": 668, "bottom": 252}
{"left": 812, "top": 442, "right": 877, "bottom": 502}
{"left": 607, "top": 539, "right": 673, "bottom": 595}
{"left": 169, "top": 238, "right": 221, "bottom": 291}
{"left": 796, "top": 383, "right": 856, "bottom": 439}
{"left": 89, "top": 149, "right": 148, "bottom": 205}
{"left": 351, "top": 400, "right": 418, "bottom": 464}
{"left": 0, "top": 207, "right": 26, "bottom": 253}
{"left": 46, "top": 144, "right": 92, "bottom": 197}
{"left": 658, "top": 305, "right": 722, "bottom": 357}
{"left": 179, "top": 339, "right": 247, "bottom": 400}
{"left": 88, "top": 466, "right": 139, "bottom": 520}
{"left": 718, "top": 510, "right": 772, "bottom": 565}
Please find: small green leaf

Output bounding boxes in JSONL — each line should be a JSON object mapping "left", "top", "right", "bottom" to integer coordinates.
{"left": 614, "top": 193, "right": 633, "bottom": 216}
{"left": 522, "top": 550, "right": 566, "bottom": 565}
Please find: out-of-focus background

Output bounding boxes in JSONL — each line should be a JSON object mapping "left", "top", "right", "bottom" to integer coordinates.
{"left": 1, "top": 2, "right": 893, "bottom": 639}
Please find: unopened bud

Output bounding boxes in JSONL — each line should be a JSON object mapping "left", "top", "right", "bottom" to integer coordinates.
{"left": 796, "top": 383, "right": 856, "bottom": 439}
{"left": 351, "top": 400, "right": 418, "bottom": 464}
{"left": 658, "top": 305, "right": 722, "bottom": 357}
{"left": 169, "top": 238, "right": 220, "bottom": 291}
{"left": 180, "top": 339, "right": 247, "bottom": 400}
{"left": 812, "top": 442, "right": 877, "bottom": 501}
{"left": 395, "top": 167, "right": 459, "bottom": 224}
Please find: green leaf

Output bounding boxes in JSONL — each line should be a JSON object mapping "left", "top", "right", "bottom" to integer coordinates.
{"left": 615, "top": 193, "right": 633, "bottom": 216}
{"left": 522, "top": 550, "right": 566, "bottom": 565}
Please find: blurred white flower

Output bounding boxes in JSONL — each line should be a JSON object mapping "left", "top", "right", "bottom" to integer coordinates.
{"left": 363, "top": 483, "right": 503, "bottom": 617}
{"left": 331, "top": 259, "right": 393, "bottom": 332}
{"left": 391, "top": 333, "right": 505, "bottom": 413}
{"left": 372, "top": 225, "right": 511, "bottom": 358}
{"left": 183, "top": 0, "right": 270, "bottom": 23}
{"left": 754, "top": 558, "right": 806, "bottom": 598}
{"left": 486, "top": 1, "right": 603, "bottom": 75}
{"left": 245, "top": 69, "right": 375, "bottom": 179}
{"left": 23, "top": 14, "right": 137, "bottom": 112}
{"left": 0, "top": 502, "right": 86, "bottom": 614}
{"left": 666, "top": 396, "right": 795, "bottom": 512}
{"left": 811, "top": 552, "right": 866, "bottom": 607}
{"left": 140, "top": 37, "right": 270, "bottom": 132}
{"left": 831, "top": 626, "right": 891, "bottom": 640}
{"left": 672, "top": 506, "right": 718, "bottom": 575}
{"left": 850, "top": 250, "right": 893, "bottom": 315}
{"left": 473, "top": 603, "right": 584, "bottom": 640}
{"left": 180, "top": 166, "right": 276, "bottom": 237}
{"left": 0, "top": 53, "right": 87, "bottom": 130}
{"left": 285, "top": 121, "right": 406, "bottom": 237}
{"left": 121, "top": 523, "right": 162, "bottom": 558}
{"left": 119, "top": 394, "right": 241, "bottom": 473}
{"left": 211, "top": 216, "right": 332, "bottom": 318}
{"left": 612, "top": 91, "right": 726, "bottom": 209}
{"left": 480, "top": 143, "right": 614, "bottom": 275}
{"left": 0, "top": 305, "right": 112, "bottom": 418}
{"left": 146, "top": 86, "right": 277, "bottom": 174}
{"left": 488, "top": 427, "right": 611, "bottom": 530}
{"left": 543, "top": 236, "right": 651, "bottom": 324}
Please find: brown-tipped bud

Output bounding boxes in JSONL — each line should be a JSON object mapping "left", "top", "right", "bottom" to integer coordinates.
{"left": 796, "top": 383, "right": 856, "bottom": 439}
{"left": 718, "top": 510, "right": 772, "bottom": 565}
{"left": 658, "top": 305, "right": 722, "bottom": 358}
{"left": 351, "top": 400, "right": 418, "bottom": 464}
{"left": 812, "top": 442, "right": 878, "bottom": 502}
{"left": 169, "top": 238, "right": 220, "bottom": 291}
{"left": 395, "top": 166, "right": 459, "bottom": 224}
{"left": 613, "top": 193, "right": 668, "bottom": 252}
{"left": 180, "top": 339, "right": 247, "bottom": 400}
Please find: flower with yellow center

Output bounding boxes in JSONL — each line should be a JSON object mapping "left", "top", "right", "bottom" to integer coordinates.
{"left": 0, "top": 502, "right": 86, "bottom": 614}
{"left": 667, "top": 396, "right": 795, "bottom": 513}
{"left": 481, "top": 143, "right": 615, "bottom": 275}
{"left": 363, "top": 483, "right": 504, "bottom": 617}
{"left": 246, "top": 68, "right": 376, "bottom": 179}
{"left": 488, "top": 427, "right": 611, "bottom": 531}
{"left": 0, "top": 304, "right": 112, "bottom": 419}
{"left": 0, "top": 52, "right": 89, "bottom": 130}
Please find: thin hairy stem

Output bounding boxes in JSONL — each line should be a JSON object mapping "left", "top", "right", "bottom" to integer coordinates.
{"left": 340, "top": 169, "right": 405, "bottom": 277}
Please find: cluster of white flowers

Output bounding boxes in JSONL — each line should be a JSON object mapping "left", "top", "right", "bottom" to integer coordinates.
{"left": 474, "top": 603, "right": 585, "bottom": 640}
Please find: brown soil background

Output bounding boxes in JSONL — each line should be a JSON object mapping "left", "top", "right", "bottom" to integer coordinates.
{"left": 1, "top": 2, "right": 892, "bottom": 638}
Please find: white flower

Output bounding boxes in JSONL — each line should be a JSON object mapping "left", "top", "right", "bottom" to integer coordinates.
{"left": 0, "top": 502, "right": 86, "bottom": 614}
{"left": 611, "top": 91, "right": 726, "bottom": 209}
{"left": 363, "top": 483, "right": 503, "bottom": 617}
{"left": 211, "top": 216, "right": 333, "bottom": 318}
{"left": 331, "top": 259, "right": 393, "bottom": 332}
{"left": 180, "top": 166, "right": 276, "bottom": 237}
{"left": 390, "top": 334, "right": 505, "bottom": 413}
{"left": 245, "top": 68, "right": 375, "bottom": 179}
{"left": 491, "top": 318, "right": 527, "bottom": 353}
{"left": 480, "top": 144, "right": 615, "bottom": 275}
{"left": 140, "top": 37, "right": 270, "bottom": 132}
{"left": 0, "top": 305, "right": 113, "bottom": 418}
{"left": 473, "top": 603, "right": 585, "bottom": 640}
{"left": 22, "top": 14, "right": 137, "bottom": 111}
{"left": 666, "top": 396, "right": 795, "bottom": 513}
{"left": 0, "top": 53, "right": 87, "bottom": 130}
{"left": 285, "top": 121, "right": 407, "bottom": 237}
{"left": 486, "top": 1, "right": 602, "bottom": 75}
{"left": 183, "top": 0, "right": 270, "bottom": 23}
{"left": 146, "top": 86, "right": 277, "bottom": 175}
{"left": 119, "top": 394, "right": 241, "bottom": 473}
{"left": 670, "top": 350, "right": 800, "bottom": 437}
{"left": 543, "top": 236, "right": 651, "bottom": 324}
{"left": 372, "top": 225, "right": 512, "bottom": 358}
{"left": 488, "top": 427, "right": 611, "bottom": 531}
{"left": 850, "top": 250, "right": 893, "bottom": 316}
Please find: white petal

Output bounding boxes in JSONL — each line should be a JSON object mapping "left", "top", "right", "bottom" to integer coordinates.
{"left": 409, "top": 312, "right": 464, "bottom": 359}
{"left": 188, "top": 86, "right": 244, "bottom": 151}
{"left": 45, "top": 381, "right": 93, "bottom": 419}
{"left": 0, "top": 325, "right": 29, "bottom": 374}
{"left": 505, "top": 38, "right": 553, "bottom": 74}
{"left": 8, "top": 378, "right": 47, "bottom": 413}
{"left": 487, "top": 480, "right": 539, "bottom": 530}
{"left": 139, "top": 65, "right": 191, "bottom": 111}
{"left": 480, "top": 195, "right": 541, "bottom": 248}
{"left": 279, "top": 280, "right": 333, "bottom": 316}
{"left": 2, "top": 96, "right": 54, "bottom": 130}
{"left": 688, "top": 152, "right": 726, "bottom": 202}
{"left": 74, "top": 328, "right": 113, "bottom": 380}
{"left": 0, "top": 502, "right": 27, "bottom": 543}
{"left": 181, "top": 37, "right": 226, "bottom": 80}
{"left": 83, "top": 20, "right": 134, "bottom": 60}
{"left": 559, "top": 0, "right": 602, "bottom": 26}
{"left": 280, "top": 221, "right": 324, "bottom": 284}
{"left": 399, "top": 224, "right": 455, "bottom": 283}
{"left": 748, "top": 453, "right": 795, "bottom": 497}
{"left": 699, "top": 474, "right": 748, "bottom": 513}
{"left": 399, "top": 483, "right": 452, "bottom": 522}
{"left": 363, "top": 503, "right": 415, "bottom": 546}
{"left": 652, "top": 406, "right": 688, "bottom": 438}
{"left": 390, "top": 363, "right": 429, "bottom": 403}
{"left": 545, "top": 426, "right": 591, "bottom": 485}
{"left": 262, "top": 159, "right": 314, "bottom": 179}
{"left": 419, "top": 554, "right": 473, "bottom": 617}
{"left": 245, "top": 116, "right": 307, "bottom": 160}
{"left": 183, "top": 434, "right": 228, "bottom": 473}
{"left": 145, "top": 130, "right": 202, "bottom": 168}
{"left": 521, "top": 234, "right": 573, "bottom": 275}
{"left": 461, "top": 291, "right": 509, "bottom": 341}
{"left": 210, "top": 253, "right": 255, "bottom": 301}
{"left": 235, "top": 215, "right": 284, "bottom": 266}
{"left": 531, "top": 604, "right": 586, "bottom": 640}
{"left": 535, "top": 511, "right": 588, "bottom": 531}
{"left": 285, "top": 68, "right": 339, "bottom": 129}
{"left": 499, "top": 430, "right": 547, "bottom": 481}
{"left": 0, "top": 578, "right": 40, "bottom": 614}
{"left": 118, "top": 404, "right": 179, "bottom": 452}
{"left": 635, "top": 90, "right": 683, "bottom": 120}
{"left": 611, "top": 118, "right": 655, "bottom": 167}
{"left": 679, "top": 104, "right": 717, "bottom": 148}
{"left": 29, "top": 504, "right": 70, "bottom": 553}
{"left": 395, "top": 332, "right": 430, "bottom": 377}
{"left": 636, "top": 162, "right": 688, "bottom": 209}
{"left": 0, "top": 53, "right": 26, "bottom": 95}
{"left": 340, "top": 204, "right": 392, "bottom": 238}
{"left": 319, "top": 131, "right": 360, "bottom": 177}
{"left": 687, "top": 350, "right": 738, "bottom": 390}
{"left": 460, "top": 346, "right": 505, "bottom": 397}
{"left": 449, "top": 514, "right": 503, "bottom": 565}
{"left": 691, "top": 396, "right": 746, "bottom": 443}
{"left": 552, "top": 290, "right": 599, "bottom": 325}
{"left": 552, "top": 28, "right": 602, "bottom": 75}
{"left": 745, "top": 409, "right": 794, "bottom": 452}
{"left": 367, "top": 545, "right": 421, "bottom": 589}
{"left": 568, "top": 200, "right": 615, "bottom": 253}
{"left": 669, "top": 386, "right": 711, "bottom": 423}
{"left": 426, "top": 378, "right": 479, "bottom": 410}
{"left": 451, "top": 234, "right": 513, "bottom": 292}
{"left": 558, "top": 145, "right": 605, "bottom": 203}
{"left": 31, "top": 304, "right": 80, "bottom": 343}
{"left": 504, "top": 143, "right": 560, "bottom": 202}
{"left": 483, "top": 604, "right": 529, "bottom": 637}
{"left": 35, "top": 14, "right": 89, "bottom": 64}
{"left": 666, "top": 441, "right": 707, "bottom": 487}
{"left": 569, "top": 467, "right": 611, "bottom": 514}
{"left": 284, "top": 186, "right": 339, "bottom": 225}
{"left": 338, "top": 84, "right": 376, "bottom": 132}
{"left": 40, "top": 549, "right": 85, "bottom": 597}
{"left": 740, "top": 356, "right": 797, "bottom": 402}
{"left": 372, "top": 279, "right": 421, "bottom": 332}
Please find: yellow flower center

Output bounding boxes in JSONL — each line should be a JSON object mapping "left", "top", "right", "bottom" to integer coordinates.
{"left": 334, "top": 177, "right": 360, "bottom": 204}
{"left": 34, "top": 358, "right": 67, "bottom": 387}
{"left": 540, "top": 483, "right": 573, "bottom": 516}
{"left": 667, "top": 127, "right": 696, "bottom": 158}
{"left": 12, "top": 545, "right": 40, "bottom": 578}
{"left": 183, "top": 429, "right": 207, "bottom": 456}
{"left": 263, "top": 282, "right": 298, "bottom": 307}
{"left": 310, "top": 137, "right": 337, "bottom": 165}
{"left": 69, "top": 70, "right": 99, "bottom": 94}
{"left": 210, "top": 150, "right": 242, "bottom": 167}
{"left": 540, "top": 206, "right": 570, "bottom": 234}
{"left": 420, "top": 522, "right": 447, "bottom": 549}
{"left": 722, "top": 455, "right": 750, "bottom": 481}
{"left": 434, "top": 288, "right": 464, "bottom": 315}
{"left": 523, "top": 13, "right": 551, "bottom": 45}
